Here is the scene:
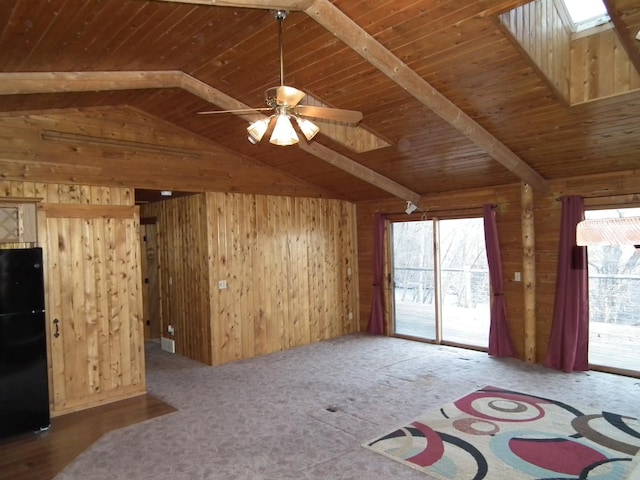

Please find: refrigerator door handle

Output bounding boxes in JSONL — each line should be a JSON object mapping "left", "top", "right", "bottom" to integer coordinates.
{"left": 53, "top": 318, "right": 60, "bottom": 338}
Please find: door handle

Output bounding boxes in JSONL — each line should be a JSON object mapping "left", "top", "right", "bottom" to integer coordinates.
{"left": 53, "top": 318, "right": 60, "bottom": 338}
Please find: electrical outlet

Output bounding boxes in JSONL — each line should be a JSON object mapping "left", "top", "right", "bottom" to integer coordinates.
{"left": 514, "top": 272, "right": 522, "bottom": 282}
{"left": 218, "top": 280, "right": 228, "bottom": 290}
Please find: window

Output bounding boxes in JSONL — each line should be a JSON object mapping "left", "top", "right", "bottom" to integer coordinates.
{"left": 0, "top": 203, "right": 38, "bottom": 243}
{"left": 557, "top": 0, "right": 610, "bottom": 32}
{"left": 391, "top": 217, "right": 490, "bottom": 349}
{"left": 585, "top": 207, "right": 640, "bottom": 374}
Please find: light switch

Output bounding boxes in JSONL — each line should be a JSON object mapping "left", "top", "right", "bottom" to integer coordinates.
{"left": 218, "top": 280, "right": 228, "bottom": 290}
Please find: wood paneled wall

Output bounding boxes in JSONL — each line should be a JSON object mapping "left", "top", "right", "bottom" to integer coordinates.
{"left": 141, "top": 192, "right": 359, "bottom": 366}
{"left": 357, "top": 186, "right": 525, "bottom": 355}
{"left": 0, "top": 181, "right": 145, "bottom": 415}
{"left": 500, "top": 0, "right": 640, "bottom": 104}
{"left": 0, "top": 108, "right": 335, "bottom": 199}
{"left": 570, "top": 28, "right": 640, "bottom": 103}
{"left": 534, "top": 169, "right": 640, "bottom": 362}
{"left": 141, "top": 195, "right": 213, "bottom": 364}
{"left": 499, "top": 0, "right": 571, "bottom": 101}
{"left": 357, "top": 169, "right": 640, "bottom": 364}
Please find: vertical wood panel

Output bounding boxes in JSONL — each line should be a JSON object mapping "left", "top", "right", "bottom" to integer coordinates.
{"left": 141, "top": 192, "right": 358, "bottom": 367}
{"left": 571, "top": 28, "right": 640, "bottom": 103}
{"left": 500, "top": 0, "right": 639, "bottom": 104}
{"left": 0, "top": 181, "right": 143, "bottom": 415}
{"left": 500, "top": 0, "right": 571, "bottom": 100}
{"left": 144, "top": 192, "right": 361, "bottom": 366}
{"left": 142, "top": 195, "right": 213, "bottom": 365}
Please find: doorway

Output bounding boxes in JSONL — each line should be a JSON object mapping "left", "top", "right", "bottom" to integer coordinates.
{"left": 391, "top": 217, "right": 490, "bottom": 348}
{"left": 585, "top": 207, "right": 640, "bottom": 374}
{"left": 141, "top": 222, "right": 161, "bottom": 340}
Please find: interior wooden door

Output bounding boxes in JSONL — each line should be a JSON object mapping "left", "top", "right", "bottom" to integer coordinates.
{"left": 44, "top": 205, "right": 145, "bottom": 415}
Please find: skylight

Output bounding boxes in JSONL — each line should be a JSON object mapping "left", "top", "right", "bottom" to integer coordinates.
{"left": 559, "top": 0, "right": 610, "bottom": 32}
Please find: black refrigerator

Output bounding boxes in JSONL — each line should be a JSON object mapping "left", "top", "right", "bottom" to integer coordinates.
{"left": 0, "top": 247, "right": 50, "bottom": 440}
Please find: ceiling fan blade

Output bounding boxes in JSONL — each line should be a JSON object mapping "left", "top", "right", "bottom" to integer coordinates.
{"left": 197, "top": 107, "right": 272, "bottom": 115}
{"left": 276, "top": 86, "right": 306, "bottom": 107}
{"left": 295, "top": 105, "right": 363, "bottom": 124}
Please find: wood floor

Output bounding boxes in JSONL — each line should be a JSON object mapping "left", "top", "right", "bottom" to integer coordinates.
{"left": 0, "top": 394, "right": 176, "bottom": 480}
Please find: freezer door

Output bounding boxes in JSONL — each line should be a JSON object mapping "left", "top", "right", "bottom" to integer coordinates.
{"left": 0, "top": 247, "right": 45, "bottom": 314}
{"left": 0, "top": 311, "right": 50, "bottom": 439}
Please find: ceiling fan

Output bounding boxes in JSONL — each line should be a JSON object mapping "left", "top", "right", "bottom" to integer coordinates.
{"left": 197, "top": 10, "right": 363, "bottom": 146}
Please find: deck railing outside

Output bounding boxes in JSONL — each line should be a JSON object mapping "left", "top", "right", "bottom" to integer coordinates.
{"left": 393, "top": 266, "right": 640, "bottom": 373}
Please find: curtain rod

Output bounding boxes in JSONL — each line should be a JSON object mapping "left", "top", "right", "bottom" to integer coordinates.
{"left": 555, "top": 192, "right": 640, "bottom": 201}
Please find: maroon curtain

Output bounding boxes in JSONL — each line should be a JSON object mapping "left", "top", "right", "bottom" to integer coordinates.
{"left": 483, "top": 204, "right": 515, "bottom": 357}
{"left": 367, "top": 213, "right": 385, "bottom": 335}
{"left": 544, "top": 196, "right": 589, "bottom": 372}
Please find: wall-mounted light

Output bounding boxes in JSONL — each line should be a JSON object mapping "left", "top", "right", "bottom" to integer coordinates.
{"left": 405, "top": 201, "right": 418, "bottom": 215}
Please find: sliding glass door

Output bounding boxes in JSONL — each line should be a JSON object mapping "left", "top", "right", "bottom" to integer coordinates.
{"left": 586, "top": 207, "right": 640, "bottom": 374}
{"left": 391, "top": 217, "right": 490, "bottom": 348}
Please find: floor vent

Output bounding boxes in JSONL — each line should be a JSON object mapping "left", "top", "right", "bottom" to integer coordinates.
{"left": 161, "top": 337, "right": 175, "bottom": 353}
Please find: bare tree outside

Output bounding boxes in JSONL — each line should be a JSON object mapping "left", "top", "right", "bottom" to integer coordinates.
{"left": 392, "top": 218, "right": 489, "bottom": 347}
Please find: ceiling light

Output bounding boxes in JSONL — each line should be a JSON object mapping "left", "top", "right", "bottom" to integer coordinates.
{"left": 270, "top": 114, "right": 299, "bottom": 146}
{"left": 247, "top": 118, "right": 270, "bottom": 144}
{"left": 294, "top": 116, "right": 319, "bottom": 141}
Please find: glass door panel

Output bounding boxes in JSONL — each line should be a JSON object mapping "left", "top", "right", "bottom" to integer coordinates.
{"left": 586, "top": 208, "right": 640, "bottom": 373}
{"left": 392, "top": 221, "right": 436, "bottom": 340}
{"left": 439, "top": 218, "right": 489, "bottom": 348}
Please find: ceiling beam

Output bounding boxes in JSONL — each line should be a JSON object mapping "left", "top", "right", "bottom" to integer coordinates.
{"left": 0, "top": 71, "right": 183, "bottom": 94}
{"left": 304, "top": 0, "right": 548, "bottom": 192}
{"left": 181, "top": 73, "right": 421, "bottom": 204}
{"left": 298, "top": 141, "right": 421, "bottom": 205}
{"left": 147, "top": 0, "right": 547, "bottom": 191}
{"left": 0, "top": 70, "right": 421, "bottom": 204}
{"left": 149, "top": 0, "right": 312, "bottom": 10}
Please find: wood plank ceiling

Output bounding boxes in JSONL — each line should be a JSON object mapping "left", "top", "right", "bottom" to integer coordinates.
{"left": 0, "top": 0, "right": 639, "bottom": 205}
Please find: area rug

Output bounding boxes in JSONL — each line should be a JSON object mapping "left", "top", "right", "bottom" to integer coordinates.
{"left": 364, "top": 386, "right": 640, "bottom": 480}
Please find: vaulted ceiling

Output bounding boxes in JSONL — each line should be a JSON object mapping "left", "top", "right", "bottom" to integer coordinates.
{"left": 0, "top": 0, "right": 639, "bottom": 205}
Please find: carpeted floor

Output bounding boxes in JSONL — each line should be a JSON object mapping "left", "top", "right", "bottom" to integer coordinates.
{"left": 55, "top": 334, "right": 640, "bottom": 480}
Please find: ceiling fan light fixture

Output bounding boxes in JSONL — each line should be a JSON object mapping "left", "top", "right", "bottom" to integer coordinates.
{"left": 295, "top": 116, "right": 319, "bottom": 141}
{"left": 247, "top": 118, "right": 270, "bottom": 144}
{"left": 270, "top": 114, "right": 299, "bottom": 146}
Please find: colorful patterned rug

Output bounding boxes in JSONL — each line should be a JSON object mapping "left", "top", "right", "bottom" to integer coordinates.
{"left": 364, "top": 386, "right": 640, "bottom": 479}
